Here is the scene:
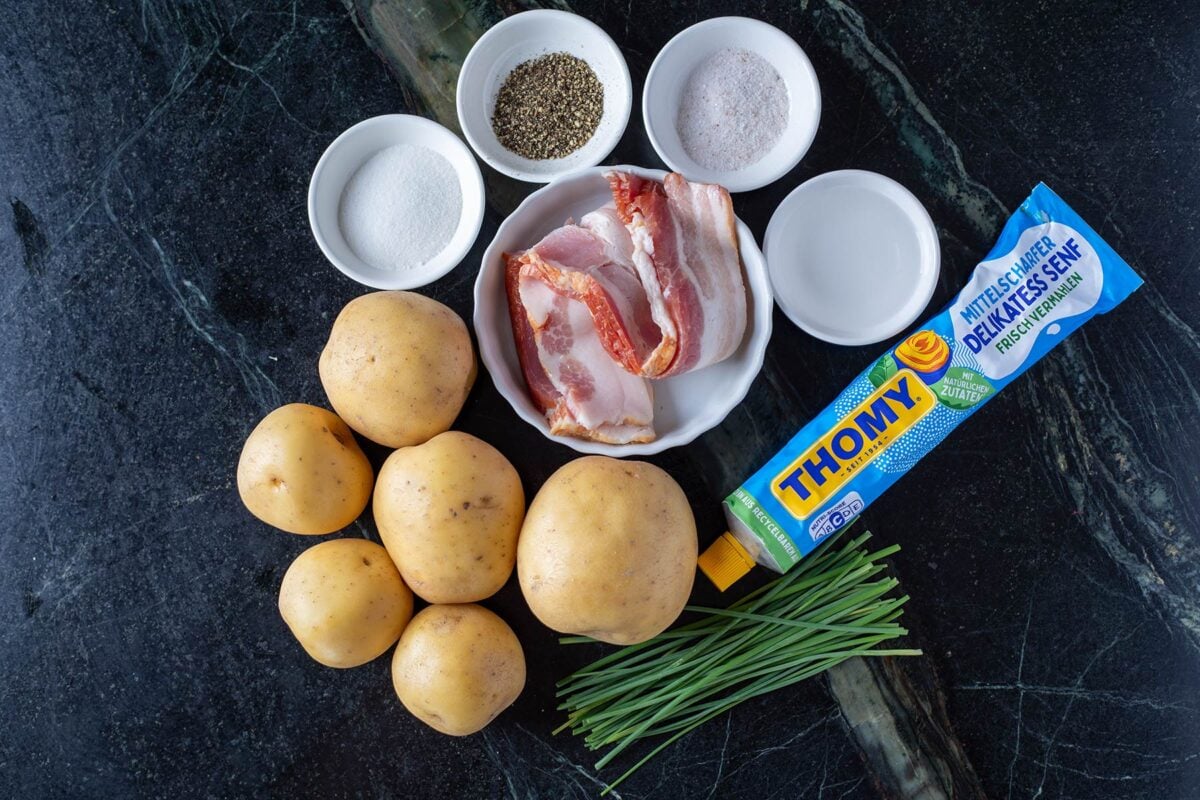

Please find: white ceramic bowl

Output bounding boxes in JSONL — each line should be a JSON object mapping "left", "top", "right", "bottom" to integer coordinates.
{"left": 456, "top": 10, "right": 632, "bottom": 183}
{"left": 474, "top": 165, "right": 774, "bottom": 456}
{"left": 643, "top": 17, "right": 821, "bottom": 193}
{"left": 308, "top": 114, "right": 485, "bottom": 290}
{"left": 765, "top": 170, "right": 940, "bottom": 346}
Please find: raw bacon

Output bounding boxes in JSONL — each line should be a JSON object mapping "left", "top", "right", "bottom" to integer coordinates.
{"left": 504, "top": 171, "right": 747, "bottom": 443}
{"left": 504, "top": 253, "right": 560, "bottom": 415}
{"left": 505, "top": 253, "right": 655, "bottom": 444}
{"left": 608, "top": 171, "right": 746, "bottom": 377}
{"left": 517, "top": 209, "right": 662, "bottom": 374}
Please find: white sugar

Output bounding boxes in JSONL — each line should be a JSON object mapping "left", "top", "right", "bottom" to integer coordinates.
{"left": 676, "top": 48, "right": 789, "bottom": 172}
{"left": 338, "top": 143, "right": 462, "bottom": 271}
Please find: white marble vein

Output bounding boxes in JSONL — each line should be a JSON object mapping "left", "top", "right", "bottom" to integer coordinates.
{"left": 815, "top": 0, "right": 1009, "bottom": 242}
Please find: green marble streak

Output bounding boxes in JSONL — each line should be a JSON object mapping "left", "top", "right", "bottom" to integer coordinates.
{"left": 830, "top": 652, "right": 989, "bottom": 800}
{"left": 341, "top": 0, "right": 489, "bottom": 131}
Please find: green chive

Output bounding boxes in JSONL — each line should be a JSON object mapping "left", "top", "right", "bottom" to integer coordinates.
{"left": 554, "top": 530, "right": 921, "bottom": 794}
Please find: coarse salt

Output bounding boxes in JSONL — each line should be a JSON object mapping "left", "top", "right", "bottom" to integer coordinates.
{"left": 338, "top": 143, "right": 461, "bottom": 271}
{"left": 676, "top": 48, "right": 788, "bottom": 172}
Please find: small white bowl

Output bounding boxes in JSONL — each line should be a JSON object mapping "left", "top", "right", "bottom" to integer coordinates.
{"left": 308, "top": 114, "right": 485, "bottom": 290}
{"left": 474, "top": 165, "right": 774, "bottom": 456}
{"left": 765, "top": 170, "right": 941, "bottom": 346}
{"left": 643, "top": 17, "right": 821, "bottom": 193}
{"left": 456, "top": 10, "right": 632, "bottom": 183}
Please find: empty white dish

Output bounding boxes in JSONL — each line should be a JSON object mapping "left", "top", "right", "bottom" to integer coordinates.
{"left": 765, "top": 169, "right": 941, "bottom": 346}
{"left": 474, "top": 165, "right": 774, "bottom": 456}
{"left": 643, "top": 17, "right": 821, "bottom": 193}
{"left": 307, "top": 114, "right": 485, "bottom": 290}
{"left": 457, "top": 10, "right": 632, "bottom": 183}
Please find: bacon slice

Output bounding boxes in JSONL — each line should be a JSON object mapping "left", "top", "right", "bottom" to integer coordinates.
{"left": 504, "top": 252, "right": 560, "bottom": 414}
{"left": 516, "top": 208, "right": 662, "bottom": 374}
{"left": 504, "top": 251, "right": 655, "bottom": 445}
{"left": 608, "top": 171, "right": 746, "bottom": 376}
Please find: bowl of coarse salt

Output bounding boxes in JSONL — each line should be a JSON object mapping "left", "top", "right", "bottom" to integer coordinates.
{"left": 308, "top": 114, "right": 485, "bottom": 290}
{"left": 642, "top": 17, "right": 821, "bottom": 193}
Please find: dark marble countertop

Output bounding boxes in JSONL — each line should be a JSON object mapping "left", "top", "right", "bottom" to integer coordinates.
{"left": 2, "top": 1, "right": 1198, "bottom": 798}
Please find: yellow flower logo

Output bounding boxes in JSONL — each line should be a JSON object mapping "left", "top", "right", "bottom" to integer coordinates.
{"left": 895, "top": 330, "right": 950, "bottom": 382}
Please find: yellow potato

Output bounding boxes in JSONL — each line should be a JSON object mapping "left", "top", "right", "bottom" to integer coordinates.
{"left": 237, "top": 403, "right": 373, "bottom": 535}
{"left": 278, "top": 539, "right": 413, "bottom": 668}
{"left": 319, "top": 291, "right": 476, "bottom": 448}
{"left": 518, "top": 456, "right": 697, "bottom": 645}
{"left": 391, "top": 604, "right": 525, "bottom": 735}
{"left": 374, "top": 432, "right": 524, "bottom": 603}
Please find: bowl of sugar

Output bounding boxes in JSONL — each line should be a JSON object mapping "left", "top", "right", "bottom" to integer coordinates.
{"left": 642, "top": 17, "right": 821, "bottom": 193}
{"left": 308, "top": 114, "right": 485, "bottom": 290}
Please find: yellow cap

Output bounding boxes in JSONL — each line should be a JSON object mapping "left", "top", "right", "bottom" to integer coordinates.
{"left": 698, "top": 532, "right": 756, "bottom": 591}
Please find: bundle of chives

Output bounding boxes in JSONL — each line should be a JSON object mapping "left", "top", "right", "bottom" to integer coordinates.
{"left": 554, "top": 531, "right": 921, "bottom": 794}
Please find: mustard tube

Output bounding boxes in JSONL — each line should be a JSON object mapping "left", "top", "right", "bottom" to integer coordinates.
{"left": 699, "top": 183, "right": 1142, "bottom": 590}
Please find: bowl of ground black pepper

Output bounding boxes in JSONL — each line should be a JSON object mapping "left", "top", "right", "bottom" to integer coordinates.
{"left": 456, "top": 10, "right": 632, "bottom": 183}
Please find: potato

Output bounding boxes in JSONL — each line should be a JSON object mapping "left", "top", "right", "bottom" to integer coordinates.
{"left": 374, "top": 432, "right": 524, "bottom": 603}
{"left": 391, "top": 604, "right": 525, "bottom": 735}
{"left": 237, "top": 403, "right": 373, "bottom": 535}
{"left": 278, "top": 538, "right": 413, "bottom": 668}
{"left": 518, "top": 456, "right": 697, "bottom": 645}
{"left": 319, "top": 291, "right": 476, "bottom": 448}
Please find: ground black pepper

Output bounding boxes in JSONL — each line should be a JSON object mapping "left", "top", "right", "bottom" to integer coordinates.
{"left": 491, "top": 52, "right": 603, "bottom": 160}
